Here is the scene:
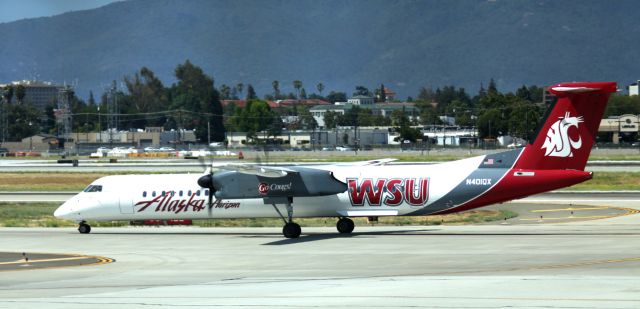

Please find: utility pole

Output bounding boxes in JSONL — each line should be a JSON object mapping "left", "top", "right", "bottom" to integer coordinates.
{"left": 107, "top": 81, "right": 118, "bottom": 146}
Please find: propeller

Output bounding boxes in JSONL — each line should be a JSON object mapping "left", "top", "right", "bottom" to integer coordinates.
{"left": 197, "top": 157, "right": 217, "bottom": 217}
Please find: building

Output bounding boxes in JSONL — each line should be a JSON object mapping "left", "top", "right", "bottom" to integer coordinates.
{"left": 309, "top": 105, "right": 349, "bottom": 128}
{"left": 384, "top": 87, "right": 396, "bottom": 101}
{"left": 310, "top": 103, "right": 419, "bottom": 129}
{"left": 226, "top": 127, "right": 392, "bottom": 148}
{"left": 347, "top": 95, "right": 375, "bottom": 105}
{"left": 0, "top": 80, "right": 65, "bottom": 109}
{"left": 221, "top": 99, "right": 330, "bottom": 109}
{"left": 599, "top": 114, "right": 639, "bottom": 143}
{"left": 629, "top": 81, "right": 640, "bottom": 96}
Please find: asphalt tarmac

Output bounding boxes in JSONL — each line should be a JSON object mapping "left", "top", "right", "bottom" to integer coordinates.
{"left": 0, "top": 194, "right": 639, "bottom": 308}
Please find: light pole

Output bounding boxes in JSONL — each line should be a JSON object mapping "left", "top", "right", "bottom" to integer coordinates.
{"left": 28, "top": 121, "right": 33, "bottom": 152}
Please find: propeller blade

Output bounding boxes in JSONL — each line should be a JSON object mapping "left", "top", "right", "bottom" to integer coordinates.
{"left": 208, "top": 190, "right": 213, "bottom": 217}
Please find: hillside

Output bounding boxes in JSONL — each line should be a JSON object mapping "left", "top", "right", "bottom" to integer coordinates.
{"left": 1, "top": 0, "right": 639, "bottom": 99}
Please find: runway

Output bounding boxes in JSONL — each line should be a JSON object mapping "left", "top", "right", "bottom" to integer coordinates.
{"left": 0, "top": 195, "right": 639, "bottom": 308}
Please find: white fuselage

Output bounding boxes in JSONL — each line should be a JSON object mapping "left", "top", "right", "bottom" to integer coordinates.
{"left": 54, "top": 155, "right": 500, "bottom": 222}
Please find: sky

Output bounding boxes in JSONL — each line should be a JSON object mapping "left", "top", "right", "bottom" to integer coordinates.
{"left": 0, "top": 0, "right": 120, "bottom": 23}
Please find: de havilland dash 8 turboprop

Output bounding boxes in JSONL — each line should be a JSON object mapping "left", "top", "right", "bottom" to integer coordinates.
{"left": 55, "top": 82, "right": 617, "bottom": 238}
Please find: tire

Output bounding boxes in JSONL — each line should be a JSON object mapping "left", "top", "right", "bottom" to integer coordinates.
{"left": 78, "top": 224, "right": 91, "bottom": 234}
{"left": 337, "top": 218, "right": 355, "bottom": 234}
{"left": 283, "top": 222, "right": 301, "bottom": 238}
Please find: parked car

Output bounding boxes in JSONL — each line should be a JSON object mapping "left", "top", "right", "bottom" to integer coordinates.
{"left": 336, "top": 146, "right": 352, "bottom": 151}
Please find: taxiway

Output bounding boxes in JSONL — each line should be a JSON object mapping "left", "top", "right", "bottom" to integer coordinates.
{"left": 0, "top": 193, "right": 638, "bottom": 308}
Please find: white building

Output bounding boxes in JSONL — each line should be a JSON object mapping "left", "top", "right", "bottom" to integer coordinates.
{"left": 347, "top": 95, "right": 375, "bottom": 105}
{"left": 629, "top": 81, "right": 640, "bottom": 96}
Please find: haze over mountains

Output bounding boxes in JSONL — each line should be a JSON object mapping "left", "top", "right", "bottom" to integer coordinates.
{"left": 1, "top": 0, "right": 638, "bottom": 99}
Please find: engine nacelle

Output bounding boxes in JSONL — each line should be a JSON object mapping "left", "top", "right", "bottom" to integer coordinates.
{"left": 211, "top": 167, "right": 346, "bottom": 199}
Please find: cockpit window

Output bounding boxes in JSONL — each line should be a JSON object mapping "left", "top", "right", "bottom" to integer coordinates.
{"left": 83, "top": 185, "right": 103, "bottom": 193}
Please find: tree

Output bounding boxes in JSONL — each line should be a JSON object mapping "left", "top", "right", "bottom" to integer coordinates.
{"left": 272, "top": 80, "right": 280, "bottom": 99}
{"left": 15, "top": 85, "right": 26, "bottom": 104}
{"left": 417, "top": 87, "right": 435, "bottom": 102}
{"left": 230, "top": 100, "right": 280, "bottom": 142}
{"left": 391, "top": 108, "right": 420, "bottom": 142}
{"left": 2, "top": 85, "right": 14, "bottom": 104}
{"left": 477, "top": 108, "right": 505, "bottom": 138}
{"left": 298, "top": 107, "right": 317, "bottom": 130}
{"left": 516, "top": 85, "right": 531, "bottom": 102}
{"left": 353, "top": 85, "right": 372, "bottom": 97}
{"left": 293, "top": 80, "right": 303, "bottom": 99}
{"left": 326, "top": 91, "right": 346, "bottom": 103}
{"left": 171, "top": 60, "right": 225, "bottom": 142}
{"left": 246, "top": 84, "right": 257, "bottom": 100}
{"left": 376, "top": 83, "right": 386, "bottom": 102}
{"left": 323, "top": 111, "right": 339, "bottom": 129}
{"left": 236, "top": 83, "right": 244, "bottom": 98}
{"left": 300, "top": 88, "right": 307, "bottom": 99}
{"left": 316, "top": 83, "right": 324, "bottom": 96}
{"left": 488, "top": 78, "right": 498, "bottom": 95}
{"left": 88, "top": 91, "right": 96, "bottom": 106}
{"left": 7, "top": 103, "right": 41, "bottom": 141}
{"left": 219, "top": 84, "right": 231, "bottom": 100}
{"left": 123, "top": 66, "right": 168, "bottom": 127}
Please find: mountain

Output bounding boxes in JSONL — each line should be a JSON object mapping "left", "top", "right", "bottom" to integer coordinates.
{"left": 1, "top": 0, "right": 639, "bottom": 100}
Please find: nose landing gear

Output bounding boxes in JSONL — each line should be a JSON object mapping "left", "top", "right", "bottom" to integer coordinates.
{"left": 78, "top": 222, "right": 91, "bottom": 234}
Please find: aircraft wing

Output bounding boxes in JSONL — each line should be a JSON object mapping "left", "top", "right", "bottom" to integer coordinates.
{"left": 211, "top": 163, "right": 297, "bottom": 178}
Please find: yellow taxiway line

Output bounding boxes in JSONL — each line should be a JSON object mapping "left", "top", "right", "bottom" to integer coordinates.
{"left": 531, "top": 206, "right": 610, "bottom": 213}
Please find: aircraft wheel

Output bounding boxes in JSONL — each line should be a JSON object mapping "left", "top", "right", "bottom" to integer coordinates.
{"left": 78, "top": 223, "right": 91, "bottom": 234}
{"left": 336, "top": 217, "right": 355, "bottom": 234}
{"left": 283, "top": 222, "right": 301, "bottom": 238}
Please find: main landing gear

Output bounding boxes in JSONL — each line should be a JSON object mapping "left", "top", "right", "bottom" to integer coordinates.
{"left": 78, "top": 221, "right": 91, "bottom": 234}
{"left": 269, "top": 199, "right": 356, "bottom": 238}
{"left": 336, "top": 217, "right": 355, "bottom": 234}
{"left": 271, "top": 198, "right": 301, "bottom": 238}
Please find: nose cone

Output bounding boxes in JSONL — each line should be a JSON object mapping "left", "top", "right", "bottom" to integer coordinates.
{"left": 54, "top": 200, "right": 73, "bottom": 219}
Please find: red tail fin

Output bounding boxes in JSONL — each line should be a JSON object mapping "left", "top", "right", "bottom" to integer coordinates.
{"left": 514, "top": 82, "right": 617, "bottom": 171}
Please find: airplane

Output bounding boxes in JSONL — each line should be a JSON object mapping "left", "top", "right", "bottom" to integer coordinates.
{"left": 54, "top": 81, "right": 617, "bottom": 238}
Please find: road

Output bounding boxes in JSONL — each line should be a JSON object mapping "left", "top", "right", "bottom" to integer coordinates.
{"left": 0, "top": 193, "right": 638, "bottom": 308}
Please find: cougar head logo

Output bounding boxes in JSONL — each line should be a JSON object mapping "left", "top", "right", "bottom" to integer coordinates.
{"left": 541, "top": 112, "right": 584, "bottom": 157}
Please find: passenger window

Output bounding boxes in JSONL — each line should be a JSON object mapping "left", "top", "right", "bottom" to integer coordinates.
{"left": 152, "top": 191, "right": 156, "bottom": 197}
{"left": 179, "top": 190, "right": 183, "bottom": 197}
{"left": 196, "top": 190, "right": 201, "bottom": 196}
{"left": 143, "top": 191, "right": 147, "bottom": 197}
{"left": 188, "top": 190, "right": 192, "bottom": 196}
{"left": 162, "top": 191, "right": 166, "bottom": 196}
{"left": 205, "top": 189, "right": 209, "bottom": 196}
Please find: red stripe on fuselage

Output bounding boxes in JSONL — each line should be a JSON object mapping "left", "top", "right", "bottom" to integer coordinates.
{"left": 433, "top": 169, "right": 592, "bottom": 215}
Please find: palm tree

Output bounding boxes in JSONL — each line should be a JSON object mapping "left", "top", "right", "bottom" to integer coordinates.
{"left": 272, "top": 80, "right": 280, "bottom": 99}
{"left": 236, "top": 83, "right": 244, "bottom": 99}
{"left": 316, "top": 83, "right": 324, "bottom": 97}
{"left": 293, "top": 80, "right": 302, "bottom": 99}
